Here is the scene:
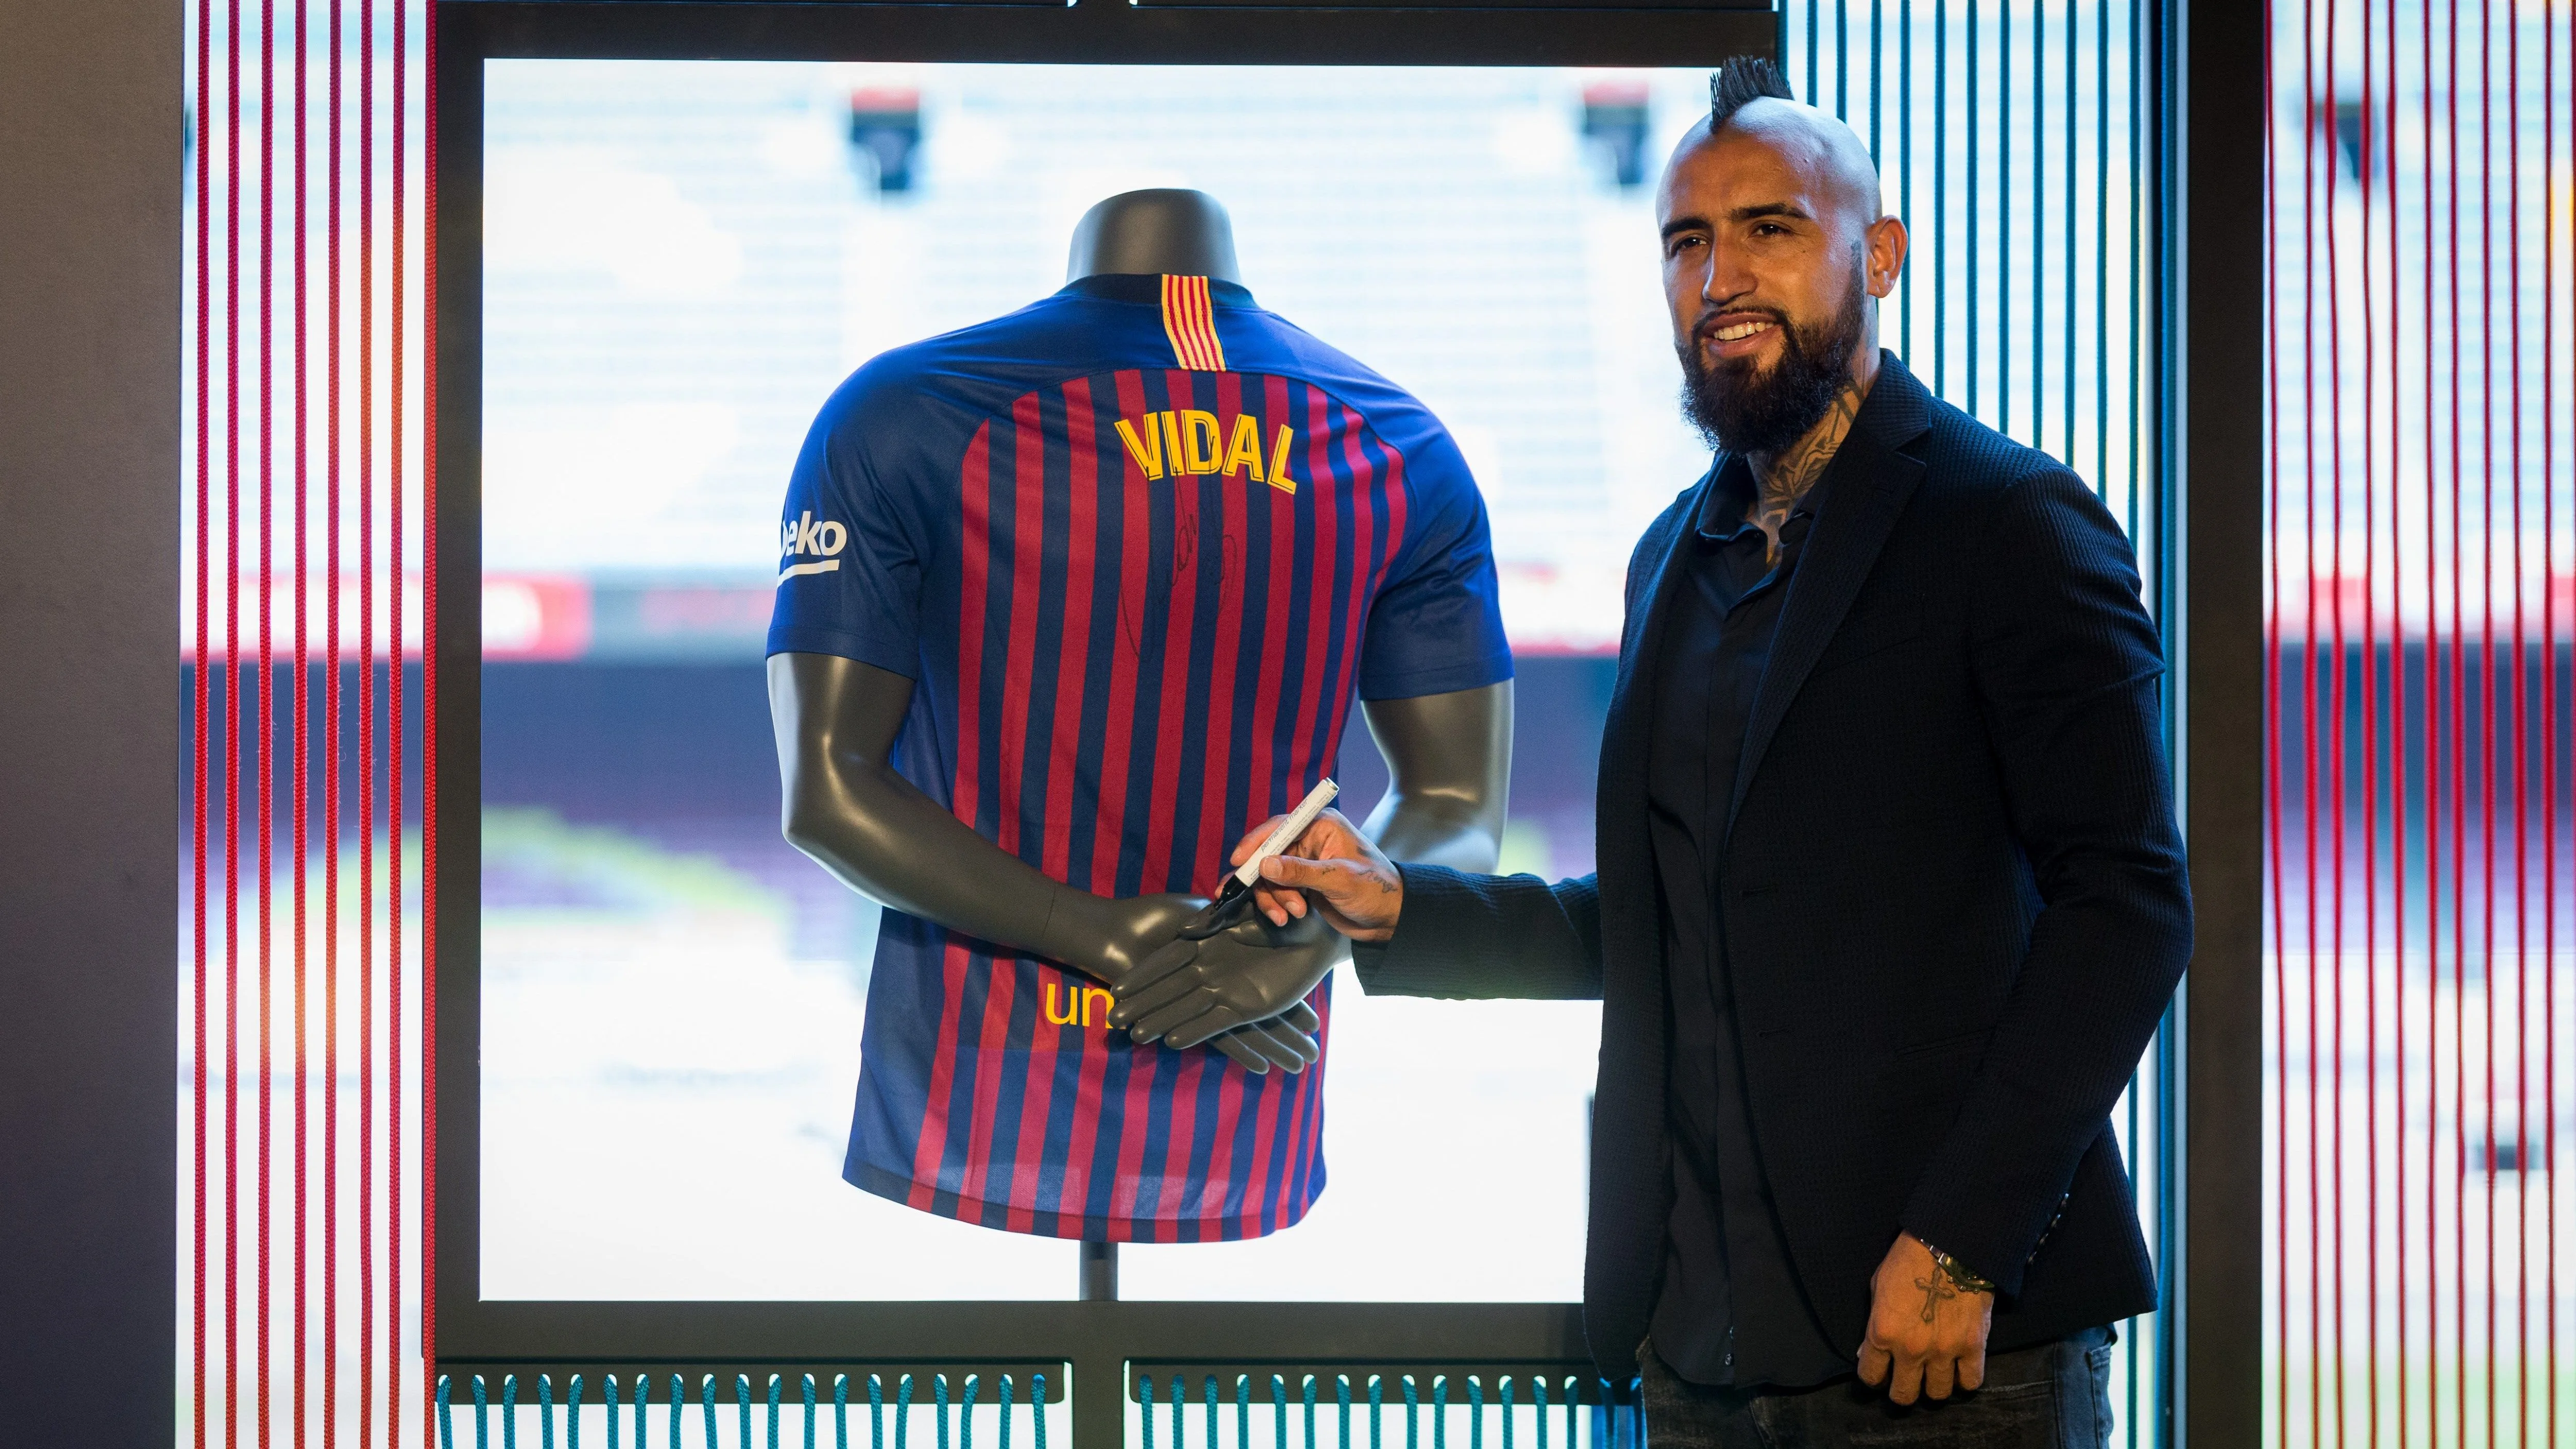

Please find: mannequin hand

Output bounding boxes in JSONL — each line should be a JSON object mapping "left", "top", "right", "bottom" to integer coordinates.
{"left": 1106, "top": 905, "right": 1342, "bottom": 1050}
{"left": 1226, "top": 809, "right": 1404, "bottom": 942}
{"left": 1082, "top": 892, "right": 1319, "bottom": 1072}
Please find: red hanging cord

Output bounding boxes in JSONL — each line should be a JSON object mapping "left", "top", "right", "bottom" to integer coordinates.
{"left": 323, "top": 0, "right": 343, "bottom": 1438}
{"left": 291, "top": 0, "right": 311, "bottom": 1438}
{"left": 419, "top": 3, "right": 440, "bottom": 1434}
{"left": 355, "top": 0, "right": 375, "bottom": 1438}
{"left": 225, "top": 0, "right": 244, "bottom": 1438}
{"left": 256, "top": 1, "right": 277, "bottom": 1438}
{"left": 387, "top": 0, "right": 406, "bottom": 1434}
{"left": 193, "top": 0, "right": 213, "bottom": 1439}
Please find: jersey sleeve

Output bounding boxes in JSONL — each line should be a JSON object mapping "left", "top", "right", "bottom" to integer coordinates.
{"left": 1357, "top": 420, "right": 1515, "bottom": 700}
{"left": 765, "top": 389, "right": 927, "bottom": 677}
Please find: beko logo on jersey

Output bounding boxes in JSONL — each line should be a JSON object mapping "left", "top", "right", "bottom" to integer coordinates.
{"left": 1114, "top": 410, "right": 1296, "bottom": 495}
{"left": 778, "top": 510, "right": 848, "bottom": 584}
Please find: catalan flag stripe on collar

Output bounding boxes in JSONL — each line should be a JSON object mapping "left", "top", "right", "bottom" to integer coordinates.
{"left": 1159, "top": 273, "right": 1227, "bottom": 372}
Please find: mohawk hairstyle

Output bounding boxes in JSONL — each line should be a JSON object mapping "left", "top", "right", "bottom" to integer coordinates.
{"left": 1708, "top": 56, "right": 1795, "bottom": 133}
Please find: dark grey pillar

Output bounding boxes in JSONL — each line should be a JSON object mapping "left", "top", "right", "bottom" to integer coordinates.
{"left": 0, "top": 1, "right": 182, "bottom": 1440}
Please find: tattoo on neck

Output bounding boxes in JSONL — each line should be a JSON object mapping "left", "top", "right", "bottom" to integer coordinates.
{"left": 1913, "top": 1265, "right": 1961, "bottom": 1325}
{"left": 1747, "top": 381, "right": 1865, "bottom": 563}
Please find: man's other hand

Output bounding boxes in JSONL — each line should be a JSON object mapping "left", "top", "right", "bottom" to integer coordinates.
{"left": 1856, "top": 1232, "right": 1995, "bottom": 1404}
{"left": 1227, "top": 808, "right": 1405, "bottom": 942}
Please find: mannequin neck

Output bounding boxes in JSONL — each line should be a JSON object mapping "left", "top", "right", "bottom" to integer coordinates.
{"left": 1065, "top": 189, "right": 1244, "bottom": 284}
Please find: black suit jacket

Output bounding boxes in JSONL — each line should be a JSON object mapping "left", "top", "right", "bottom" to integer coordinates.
{"left": 1357, "top": 353, "right": 2192, "bottom": 1386}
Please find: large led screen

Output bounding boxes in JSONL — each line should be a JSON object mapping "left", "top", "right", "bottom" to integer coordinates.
{"left": 479, "top": 59, "right": 1720, "bottom": 1303}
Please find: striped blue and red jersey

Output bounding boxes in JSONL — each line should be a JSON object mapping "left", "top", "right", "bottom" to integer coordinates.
{"left": 768, "top": 272, "right": 1512, "bottom": 1241}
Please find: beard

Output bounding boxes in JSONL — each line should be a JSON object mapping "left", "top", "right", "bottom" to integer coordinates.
{"left": 1677, "top": 267, "right": 1870, "bottom": 458}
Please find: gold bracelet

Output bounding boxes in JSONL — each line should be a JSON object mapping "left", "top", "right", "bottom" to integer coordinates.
{"left": 1921, "top": 1241, "right": 1997, "bottom": 1297}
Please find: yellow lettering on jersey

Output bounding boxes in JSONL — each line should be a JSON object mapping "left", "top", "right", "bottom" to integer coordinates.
{"left": 1268, "top": 424, "right": 1297, "bottom": 495}
{"left": 1043, "top": 981, "right": 1082, "bottom": 1026}
{"left": 1181, "top": 410, "right": 1223, "bottom": 475}
{"left": 1159, "top": 411, "right": 1188, "bottom": 477}
{"left": 1082, "top": 987, "right": 1114, "bottom": 1028}
{"left": 1114, "top": 416, "right": 1164, "bottom": 480}
{"left": 1223, "top": 413, "right": 1266, "bottom": 483}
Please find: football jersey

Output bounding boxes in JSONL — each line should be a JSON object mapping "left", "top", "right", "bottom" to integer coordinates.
{"left": 768, "top": 272, "right": 1513, "bottom": 1242}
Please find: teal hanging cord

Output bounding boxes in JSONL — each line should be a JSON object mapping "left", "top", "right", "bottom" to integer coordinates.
{"left": 504, "top": 1374, "right": 521, "bottom": 1449}
{"left": 1493, "top": 1379, "right": 1506, "bottom": 1449}
{"left": 737, "top": 1373, "right": 755, "bottom": 1449}
{"left": 836, "top": 1375, "right": 852, "bottom": 1449}
{"left": 1234, "top": 1374, "right": 1249, "bottom": 1449}
{"left": 1170, "top": 1375, "right": 1184, "bottom": 1449}
{"left": 539, "top": 1375, "right": 557, "bottom": 1449}
{"left": 896, "top": 1372, "right": 916, "bottom": 1449}
{"left": 1334, "top": 1376, "right": 1350, "bottom": 1449}
{"left": 568, "top": 1375, "right": 587, "bottom": 1449}
{"left": 768, "top": 1374, "right": 786, "bottom": 1449}
{"left": 961, "top": 1375, "right": 980, "bottom": 1449}
{"left": 1431, "top": 1377, "right": 1446, "bottom": 1449}
{"left": 605, "top": 1372, "right": 621, "bottom": 1449}
{"left": 700, "top": 1375, "right": 719, "bottom": 1449}
{"left": 1366, "top": 1376, "right": 1383, "bottom": 1449}
{"left": 997, "top": 1374, "right": 1014, "bottom": 1449}
{"left": 1202, "top": 1375, "right": 1218, "bottom": 1449}
{"left": 439, "top": 1376, "right": 456, "bottom": 1449}
{"left": 1400, "top": 1376, "right": 1418, "bottom": 1449}
{"left": 934, "top": 1374, "right": 952, "bottom": 1449}
{"left": 473, "top": 1375, "right": 492, "bottom": 1449}
{"left": 1138, "top": 1370, "right": 1155, "bottom": 1449}
{"left": 805, "top": 1373, "right": 820, "bottom": 1449}
{"left": 633, "top": 1375, "right": 648, "bottom": 1449}
{"left": 669, "top": 1375, "right": 687, "bottom": 1449}
{"left": 1271, "top": 1375, "right": 1288, "bottom": 1449}
{"left": 1029, "top": 1372, "right": 1047, "bottom": 1449}
{"left": 1560, "top": 1380, "right": 1573, "bottom": 1449}
{"left": 1528, "top": 1378, "right": 1544, "bottom": 1449}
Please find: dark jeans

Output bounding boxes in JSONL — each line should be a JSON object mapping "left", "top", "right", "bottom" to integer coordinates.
{"left": 1636, "top": 1328, "right": 2116, "bottom": 1448}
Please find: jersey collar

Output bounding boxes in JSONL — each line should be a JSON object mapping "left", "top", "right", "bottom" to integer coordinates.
{"left": 1057, "top": 272, "right": 1258, "bottom": 309}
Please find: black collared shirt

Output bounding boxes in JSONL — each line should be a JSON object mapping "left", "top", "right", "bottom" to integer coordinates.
{"left": 1642, "top": 454, "right": 1850, "bottom": 1389}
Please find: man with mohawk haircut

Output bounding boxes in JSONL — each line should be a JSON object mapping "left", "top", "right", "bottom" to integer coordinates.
{"left": 1194, "top": 57, "right": 2190, "bottom": 1445}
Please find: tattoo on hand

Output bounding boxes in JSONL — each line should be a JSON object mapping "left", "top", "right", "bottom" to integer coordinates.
{"left": 1913, "top": 1264, "right": 1961, "bottom": 1324}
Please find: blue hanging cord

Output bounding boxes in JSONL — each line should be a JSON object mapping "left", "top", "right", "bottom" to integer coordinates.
{"left": 805, "top": 1374, "right": 820, "bottom": 1449}
{"left": 961, "top": 1375, "right": 980, "bottom": 1449}
{"left": 1029, "top": 1372, "right": 1047, "bottom": 1449}
{"left": 503, "top": 1375, "right": 522, "bottom": 1449}
{"left": 1139, "top": 1372, "right": 1155, "bottom": 1449}
{"left": 473, "top": 1375, "right": 492, "bottom": 1449}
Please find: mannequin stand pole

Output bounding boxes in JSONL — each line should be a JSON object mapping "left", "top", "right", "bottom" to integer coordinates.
{"left": 1079, "top": 1239, "right": 1118, "bottom": 1302}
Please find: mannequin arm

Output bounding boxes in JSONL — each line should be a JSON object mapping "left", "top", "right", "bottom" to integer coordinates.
{"left": 767, "top": 651, "right": 1318, "bottom": 1070}
{"left": 1107, "top": 680, "right": 1514, "bottom": 1047}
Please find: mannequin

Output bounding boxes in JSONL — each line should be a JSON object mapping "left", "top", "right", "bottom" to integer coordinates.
{"left": 767, "top": 190, "right": 1516, "bottom": 1228}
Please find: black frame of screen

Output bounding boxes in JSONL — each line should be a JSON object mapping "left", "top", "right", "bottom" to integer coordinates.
{"left": 426, "top": 4, "right": 2261, "bottom": 1447}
